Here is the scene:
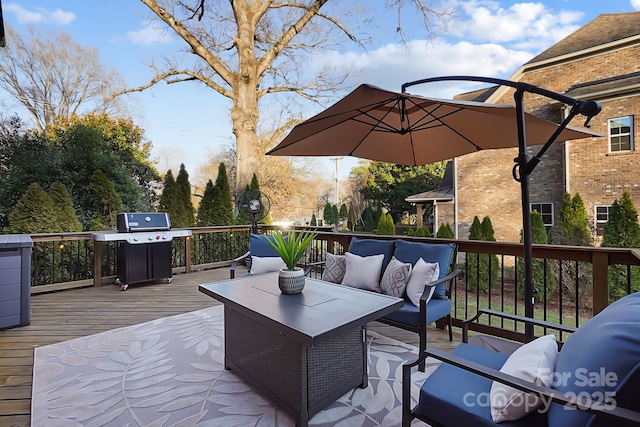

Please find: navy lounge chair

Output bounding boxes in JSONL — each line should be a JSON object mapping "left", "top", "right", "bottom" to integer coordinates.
{"left": 402, "top": 292, "right": 640, "bottom": 426}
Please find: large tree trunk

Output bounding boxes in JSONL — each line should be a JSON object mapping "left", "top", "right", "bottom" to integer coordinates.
{"left": 231, "top": 4, "right": 261, "bottom": 195}
{"left": 232, "top": 83, "right": 260, "bottom": 195}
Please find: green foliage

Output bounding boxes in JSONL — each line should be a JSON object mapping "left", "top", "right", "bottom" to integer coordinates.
{"left": 323, "top": 203, "right": 338, "bottom": 225}
{"left": 466, "top": 216, "right": 499, "bottom": 293}
{"left": 602, "top": 191, "right": 640, "bottom": 249}
{"left": 210, "top": 163, "right": 234, "bottom": 226}
{"left": 0, "top": 114, "right": 161, "bottom": 230}
{"left": 90, "top": 170, "right": 123, "bottom": 230}
{"left": 602, "top": 191, "right": 640, "bottom": 301}
{"left": 174, "top": 164, "right": 196, "bottom": 227}
{"left": 310, "top": 213, "right": 317, "bottom": 226}
{"left": 266, "top": 230, "right": 318, "bottom": 271}
{"left": 360, "top": 204, "right": 381, "bottom": 232}
{"left": 469, "top": 216, "right": 482, "bottom": 240}
{"left": 332, "top": 205, "right": 339, "bottom": 226}
{"left": 550, "top": 193, "right": 593, "bottom": 308}
{"left": 323, "top": 203, "right": 332, "bottom": 225}
{"left": 558, "top": 193, "right": 593, "bottom": 245}
{"left": 375, "top": 213, "right": 396, "bottom": 235}
{"left": 481, "top": 216, "right": 496, "bottom": 242}
{"left": 414, "top": 226, "right": 429, "bottom": 237}
{"left": 249, "top": 173, "right": 260, "bottom": 190}
{"left": 50, "top": 181, "right": 82, "bottom": 232}
{"left": 517, "top": 211, "right": 557, "bottom": 300}
{"left": 339, "top": 203, "right": 348, "bottom": 220}
{"left": 356, "top": 161, "right": 448, "bottom": 223}
{"left": 436, "top": 223, "right": 454, "bottom": 238}
{"left": 7, "top": 182, "right": 59, "bottom": 233}
{"left": 7, "top": 182, "right": 63, "bottom": 285}
{"left": 407, "top": 227, "right": 415, "bottom": 236}
{"left": 196, "top": 180, "right": 216, "bottom": 226}
{"left": 361, "top": 205, "right": 374, "bottom": 231}
{"left": 159, "top": 170, "right": 178, "bottom": 214}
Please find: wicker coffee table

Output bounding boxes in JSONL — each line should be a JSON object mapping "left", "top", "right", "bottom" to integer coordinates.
{"left": 199, "top": 273, "right": 403, "bottom": 426}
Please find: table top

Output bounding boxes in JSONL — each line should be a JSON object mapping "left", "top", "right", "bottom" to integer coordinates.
{"left": 199, "top": 273, "right": 403, "bottom": 346}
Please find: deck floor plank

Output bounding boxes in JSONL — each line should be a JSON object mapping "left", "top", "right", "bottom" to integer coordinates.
{"left": 0, "top": 266, "right": 458, "bottom": 426}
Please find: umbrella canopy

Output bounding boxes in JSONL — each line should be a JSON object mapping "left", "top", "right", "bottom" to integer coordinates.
{"left": 267, "top": 84, "right": 598, "bottom": 165}
{"left": 268, "top": 77, "right": 601, "bottom": 341}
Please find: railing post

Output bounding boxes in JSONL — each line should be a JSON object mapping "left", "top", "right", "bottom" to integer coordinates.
{"left": 592, "top": 252, "right": 609, "bottom": 315}
{"left": 93, "top": 241, "right": 103, "bottom": 288}
{"left": 185, "top": 236, "right": 192, "bottom": 274}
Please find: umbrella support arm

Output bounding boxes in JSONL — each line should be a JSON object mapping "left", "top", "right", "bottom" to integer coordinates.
{"left": 519, "top": 104, "right": 586, "bottom": 178}
{"left": 401, "top": 76, "right": 601, "bottom": 127}
{"left": 403, "top": 76, "right": 601, "bottom": 342}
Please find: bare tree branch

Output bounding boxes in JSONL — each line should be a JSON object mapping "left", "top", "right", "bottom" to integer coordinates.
{"left": 108, "top": 64, "right": 232, "bottom": 100}
{"left": 141, "top": 0, "right": 236, "bottom": 87}
{"left": 0, "top": 26, "right": 126, "bottom": 131}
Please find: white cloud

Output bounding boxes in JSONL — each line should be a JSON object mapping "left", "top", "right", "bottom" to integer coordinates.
{"left": 4, "top": 3, "right": 75, "bottom": 25}
{"left": 127, "top": 21, "right": 173, "bottom": 45}
{"left": 319, "top": 39, "right": 533, "bottom": 98}
{"left": 445, "top": 0, "right": 583, "bottom": 51}
{"left": 632, "top": 0, "right": 640, "bottom": 10}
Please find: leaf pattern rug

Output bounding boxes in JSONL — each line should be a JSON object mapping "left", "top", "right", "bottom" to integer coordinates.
{"left": 32, "top": 305, "right": 437, "bottom": 426}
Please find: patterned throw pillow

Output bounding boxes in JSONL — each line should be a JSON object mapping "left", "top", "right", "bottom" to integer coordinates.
{"left": 380, "top": 256, "right": 412, "bottom": 297}
{"left": 321, "top": 253, "right": 346, "bottom": 283}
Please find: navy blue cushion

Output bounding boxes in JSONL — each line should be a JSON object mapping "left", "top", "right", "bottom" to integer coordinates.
{"left": 548, "top": 292, "right": 640, "bottom": 427}
{"left": 382, "top": 298, "right": 451, "bottom": 327}
{"left": 249, "top": 233, "right": 282, "bottom": 257}
{"left": 417, "top": 343, "right": 546, "bottom": 427}
{"left": 347, "top": 237, "right": 396, "bottom": 278}
{"left": 393, "top": 240, "right": 456, "bottom": 299}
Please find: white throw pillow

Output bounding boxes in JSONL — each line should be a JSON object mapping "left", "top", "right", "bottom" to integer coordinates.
{"left": 250, "top": 256, "right": 286, "bottom": 275}
{"left": 405, "top": 258, "right": 440, "bottom": 307}
{"left": 321, "top": 253, "right": 347, "bottom": 284}
{"left": 380, "top": 256, "right": 412, "bottom": 297}
{"left": 341, "top": 252, "right": 384, "bottom": 292}
{"left": 490, "top": 334, "right": 558, "bottom": 422}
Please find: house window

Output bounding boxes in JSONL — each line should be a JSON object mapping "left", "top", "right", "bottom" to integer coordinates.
{"left": 595, "top": 205, "right": 611, "bottom": 223}
{"left": 609, "top": 116, "right": 633, "bottom": 152}
{"left": 595, "top": 205, "right": 611, "bottom": 235}
{"left": 530, "top": 203, "right": 553, "bottom": 227}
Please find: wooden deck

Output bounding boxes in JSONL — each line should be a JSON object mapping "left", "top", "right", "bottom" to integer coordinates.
{"left": 0, "top": 267, "right": 459, "bottom": 427}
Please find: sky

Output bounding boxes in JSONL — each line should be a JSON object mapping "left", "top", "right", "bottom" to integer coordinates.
{"left": 1, "top": 0, "right": 640, "bottom": 183}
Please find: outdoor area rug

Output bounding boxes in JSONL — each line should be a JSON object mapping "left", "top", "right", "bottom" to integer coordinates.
{"left": 32, "top": 305, "right": 437, "bottom": 426}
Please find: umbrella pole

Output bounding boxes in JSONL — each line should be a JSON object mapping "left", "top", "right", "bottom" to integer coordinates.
{"left": 514, "top": 89, "right": 536, "bottom": 342}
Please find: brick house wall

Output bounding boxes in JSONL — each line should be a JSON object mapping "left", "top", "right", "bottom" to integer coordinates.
{"left": 453, "top": 32, "right": 640, "bottom": 243}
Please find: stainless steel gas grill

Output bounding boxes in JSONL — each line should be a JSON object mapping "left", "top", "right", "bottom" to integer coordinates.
{"left": 92, "top": 213, "right": 192, "bottom": 290}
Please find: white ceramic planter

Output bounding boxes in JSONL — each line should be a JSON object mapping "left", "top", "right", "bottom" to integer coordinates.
{"left": 278, "top": 267, "right": 305, "bottom": 294}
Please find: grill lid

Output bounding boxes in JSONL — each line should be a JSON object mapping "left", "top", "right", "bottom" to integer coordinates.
{"left": 117, "top": 213, "right": 171, "bottom": 232}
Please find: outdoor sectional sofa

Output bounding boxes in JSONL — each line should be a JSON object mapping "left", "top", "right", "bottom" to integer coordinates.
{"left": 319, "top": 237, "right": 460, "bottom": 371}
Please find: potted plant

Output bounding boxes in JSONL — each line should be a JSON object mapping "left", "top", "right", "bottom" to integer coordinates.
{"left": 267, "top": 229, "right": 317, "bottom": 294}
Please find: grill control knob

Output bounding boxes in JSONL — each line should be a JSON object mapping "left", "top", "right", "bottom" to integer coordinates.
{"left": 148, "top": 236, "right": 154, "bottom": 241}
